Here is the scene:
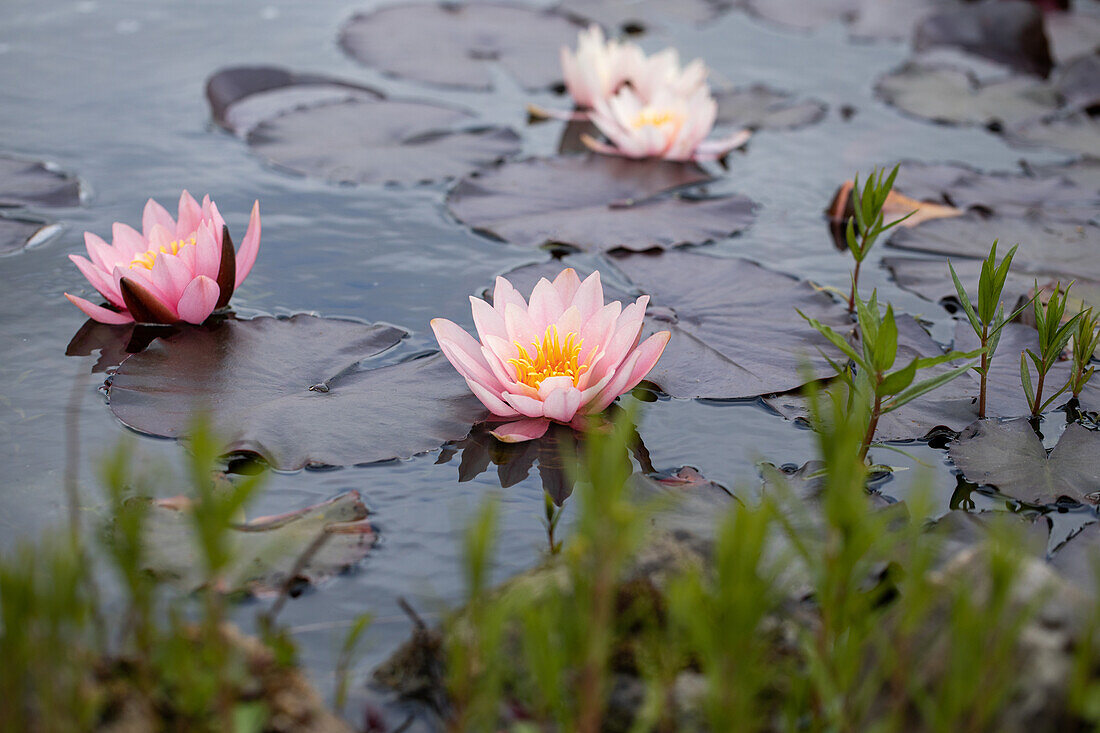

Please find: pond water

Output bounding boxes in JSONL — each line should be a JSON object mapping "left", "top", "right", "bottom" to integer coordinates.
{"left": 1, "top": 0, "right": 1096, "bottom": 727}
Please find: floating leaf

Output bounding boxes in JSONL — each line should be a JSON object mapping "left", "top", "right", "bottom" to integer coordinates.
{"left": 109, "top": 315, "right": 487, "bottom": 470}
{"left": 141, "top": 490, "right": 375, "bottom": 594}
{"left": 338, "top": 3, "right": 581, "bottom": 91}
{"left": 1045, "top": 7, "right": 1100, "bottom": 65}
{"left": 929, "top": 510, "right": 1050, "bottom": 565}
{"left": 713, "top": 85, "right": 827, "bottom": 131}
{"left": 888, "top": 214, "right": 1100, "bottom": 282}
{"left": 1051, "top": 520, "right": 1100, "bottom": 595}
{"left": 558, "top": 0, "right": 730, "bottom": 31}
{"left": 65, "top": 320, "right": 178, "bottom": 374}
{"left": 742, "top": 0, "right": 948, "bottom": 39}
{"left": 1007, "top": 112, "right": 1100, "bottom": 157}
{"left": 0, "top": 154, "right": 81, "bottom": 208}
{"left": 205, "top": 65, "right": 382, "bottom": 136}
{"left": 913, "top": 1, "right": 1053, "bottom": 77}
{"left": 447, "top": 155, "right": 755, "bottom": 253}
{"left": 247, "top": 98, "right": 520, "bottom": 185}
{"left": 1052, "top": 55, "right": 1100, "bottom": 111}
{"left": 949, "top": 420, "right": 1100, "bottom": 505}
{"left": 502, "top": 249, "right": 850, "bottom": 398}
{"left": 876, "top": 63, "right": 1060, "bottom": 128}
{"left": 0, "top": 215, "right": 58, "bottom": 256}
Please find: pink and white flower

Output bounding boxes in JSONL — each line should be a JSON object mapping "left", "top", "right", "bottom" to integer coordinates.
{"left": 65, "top": 191, "right": 261, "bottom": 325}
{"left": 583, "top": 85, "right": 749, "bottom": 162}
{"left": 621, "top": 46, "right": 708, "bottom": 103}
{"left": 431, "top": 269, "right": 671, "bottom": 443}
{"left": 560, "top": 25, "right": 633, "bottom": 110}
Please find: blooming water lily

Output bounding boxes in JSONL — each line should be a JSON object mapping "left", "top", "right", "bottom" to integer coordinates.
{"left": 431, "top": 268, "right": 671, "bottom": 443}
{"left": 584, "top": 86, "right": 751, "bottom": 162}
{"left": 65, "top": 191, "right": 260, "bottom": 325}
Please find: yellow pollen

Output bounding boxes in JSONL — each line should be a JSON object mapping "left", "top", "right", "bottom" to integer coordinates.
{"left": 631, "top": 108, "right": 682, "bottom": 129}
{"left": 128, "top": 235, "right": 197, "bottom": 270}
{"left": 508, "top": 326, "right": 589, "bottom": 390}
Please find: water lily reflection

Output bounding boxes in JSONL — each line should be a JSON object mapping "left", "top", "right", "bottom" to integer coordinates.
{"left": 439, "top": 407, "right": 653, "bottom": 505}
{"left": 65, "top": 191, "right": 260, "bottom": 325}
{"left": 431, "top": 268, "right": 670, "bottom": 444}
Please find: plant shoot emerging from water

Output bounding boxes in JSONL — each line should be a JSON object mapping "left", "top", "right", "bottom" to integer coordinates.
{"left": 949, "top": 240, "right": 1034, "bottom": 418}
{"left": 800, "top": 290, "right": 979, "bottom": 461}
{"left": 844, "top": 165, "right": 913, "bottom": 313}
{"left": 1020, "top": 281, "right": 1085, "bottom": 416}
{"left": 1070, "top": 306, "right": 1100, "bottom": 399}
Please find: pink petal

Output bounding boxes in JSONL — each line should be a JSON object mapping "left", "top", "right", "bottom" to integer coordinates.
{"left": 490, "top": 418, "right": 551, "bottom": 443}
{"left": 502, "top": 391, "right": 545, "bottom": 419}
{"left": 233, "top": 201, "right": 261, "bottom": 289}
{"left": 537, "top": 375, "right": 575, "bottom": 399}
{"left": 142, "top": 197, "right": 176, "bottom": 238}
{"left": 694, "top": 129, "right": 752, "bottom": 161}
{"left": 175, "top": 275, "right": 220, "bottom": 324}
{"left": 553, "top": 306, "right": 582, "bottom": 342}
{"left": 465, "top": 378, "right": 521, "bottom": 418}
{"left": 542, "top": 385, "right": 583, "bottom": 423}
{"left": 194, "top": 221, "right": 220, "bottom": 280}
{"left": 430, "top": 318, "right": 504, "bottom": 392}
{"left": 84, "top": 232, "right": 118, "bottom": 271}
{"left": 112, "top": 265, "right": 171, "bottom": 307}
{"left": 492, "top": 276, "right": 527, "bottom": 315}
{"left": 149, "top": 252, "right": 193, "bottom": 303}
{"left": 587, "top": 330, "right": 670, "bottom": 413}
{"left": 581, "top": 133, "right": 629, "bottom": 158}
{"left": 176, "top": 190, "right": 203, "bottom": 238}
{"left": 527, "top": 277, "right": 565, "bottom": 332}
{"left": 64, "top": 293, "right": 132, "bottom": 324}
{"left": 111, "top": 222, "right": 148, "bottom": 259}
{"left": 601, "top": 296, "right": 649, "bottom": 370}
{"left": 208, "top": 199, "right": 227, "bottom": 242}
{"left": 504, "top": 302, "right": 540, "bottom": 354}
{"left": 69, "top": 254, "right": 123, "bottom": 306}
{"left": 552, "top": 268, "right": 582, "bottom": 303}
{"left": 470, "top": 296, "right": 508, "bottom": 343}
{"left": 571, "top": 270, "right": 605, "bottom": 322}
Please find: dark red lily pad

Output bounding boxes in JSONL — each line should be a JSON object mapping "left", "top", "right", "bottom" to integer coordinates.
{"left": 875, "top": 63, "right": 1060, "bottom": 128}
{"left": 447, "top": 155, "right": 756, "bottom": 253}
{"left": 558, "top": 0, "right": 730, "bottom": 31}
{"left": 247, "top": 98, "right": 521, "bottom": 186}
{"left": 66, "top": 320, "right": 179, "bottom": 374}
{"left": 338, "top": 3, "right": 582, "bottom": 91}
{"left": 108, "top": 315, "right": 488, "bottom": 470}
{"left": 141, "top": 490, "right": 375, "bottom": 594}
{"left": 0, "top": 215, "right": 59, "bottom": 256}
{"left": 949, "top": 420, "right": 1100, "bottom": 505}
{"left": 502, "top": 249, "right": 851, "bottom": 398}
{"left": 713, "top": 85, "right": 827, "bottom": 131}
{"left": 205, "top": 65, "right": 383, "bottom": 137}
{"left": 888, "top": 214, "right": 1100, "bottom": 282}
{"left": 0, "top": 154, "right": 81, "bottom": 208}
{"left": 913, "top": 0, "right": 1054, "bottom": 77}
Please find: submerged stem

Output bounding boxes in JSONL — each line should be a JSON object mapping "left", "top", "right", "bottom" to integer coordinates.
{"left": 978, "top": 326, "right": 989, "bottom": 419}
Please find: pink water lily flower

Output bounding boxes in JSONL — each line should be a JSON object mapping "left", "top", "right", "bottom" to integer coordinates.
{"left": 560, "top": 25, "right": 633, "bottom": 110}
{"left": 584, "top": 86, "right": 750, "bottom": 162}
{"left": 65, "top": 191, "right": 260, "bottom": 325}
{"left": 622, "top": 46, "right": 709, "bottom": 103}
{"left": 431, "top": 269, "right": 671, "bottom": 443}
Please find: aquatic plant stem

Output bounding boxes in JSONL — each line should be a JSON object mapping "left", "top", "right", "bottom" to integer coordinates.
{"left": 1030, "top": 369, "right": 1047, "bottom": 417}
{"left": 859, "top": 394, "right": 881, "bottom": 463}
{"left": 847, "top": 261, "right": 862, "bottom": 314}
{"left": 978, "top": 325, "right": 989, "bottom": 419}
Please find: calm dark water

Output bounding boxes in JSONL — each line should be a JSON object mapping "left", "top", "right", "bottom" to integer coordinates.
{"left": 0, "top": 0, "right": 1091, "bottom": 726}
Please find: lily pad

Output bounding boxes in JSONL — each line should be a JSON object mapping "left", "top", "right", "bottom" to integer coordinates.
{"left": 741, "top": 0, "right": 951, "bottom": 39}
{"left": 447, "top": 155, "right": 756, "bottom": 253}
{"left": 0, "top": 154, "right": 81, "bottom": 208}
{"left": 913, "top": 0, "right": 1053, "bottom": 77}
{"left": 1053, "top": 55, "right": 1100, "bottom": 111}
{"left": 108, "top": 315, "right": 488, "bottom": 470}
{"left": 876, "top": 63, "right": 1060, "bottom": 128}
{"left": 1007, "top": 112, "right": 1100, "bottom": 156}
{"left": 888, "top": 214, "right": 1100, "bottom": 282}
{"left": 713, "top": 85, "right": 827, "bottom": 131}
{"left": 0, "top": 215, "right": 58, "bottom": 256}
{"left": 140, "top": 490, "right": 375, "bottom": 594}
{"left": 949, "top": 419, "right": 1100, "bottom": 505}
{"left": 66, "top": 320, "right": 178, "bottom": 374}
{"left": 338, "top": 3, "right": 582, "bottom": 91}
{"left": 205, "top": 65, "right": 382, "bottom": 137}
{"left": 247, "top": 98, "right": 521, "bottom": 185}
{"left": 558, "top": 0, "right": 731, "bottom": 31}
{"left": 1051, "top": 520, "right": 1100, "bottom": 595}
{"left": 502, "top": 249, "right": 851, "bottom": 398}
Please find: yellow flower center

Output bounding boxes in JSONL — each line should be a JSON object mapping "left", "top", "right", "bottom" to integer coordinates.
{"left": 128, "top": 235, "right": 197, "bottom": 270}
{"left": 508, "top": 326, "right": 589, "bottom": 390}
{"left": 631, "top": 108, "right": 682, "bottom": 129}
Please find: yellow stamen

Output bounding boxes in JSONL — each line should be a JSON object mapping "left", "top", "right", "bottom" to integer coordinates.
{"left": 128, "top": 235, "right": 197, "bottom": 270}
{"left": 508, "top": 326, "right": 589, "bottom": 390}
{"left": 631, "top": 108, "right": 682, "bottom": 129}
